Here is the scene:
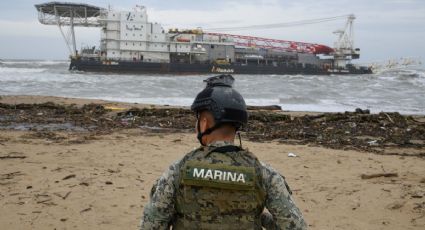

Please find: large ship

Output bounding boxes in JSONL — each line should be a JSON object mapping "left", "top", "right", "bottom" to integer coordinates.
{"left": 35, "top": 2, "right": 372, "bottom": 75}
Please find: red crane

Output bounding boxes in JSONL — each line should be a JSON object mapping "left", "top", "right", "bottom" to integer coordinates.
{"left": 204, "top": 32, "right": 334, "bottom": 54}
{"left": 203, "top": 15, "right": 354, "bottom": 55}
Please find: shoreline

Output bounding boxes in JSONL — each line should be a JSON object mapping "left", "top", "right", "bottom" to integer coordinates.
{"left": 2, "top": 95, "right": 424, "bottom": 117}
{"left": 0, "top": 95, "right": 323, "bottom": 116}
{"left": 0, "top": 95, "right": 424, "bottom": 229}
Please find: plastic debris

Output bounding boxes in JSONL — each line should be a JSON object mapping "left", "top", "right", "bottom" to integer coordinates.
{"left": 288, "top": 152, "right": 297, "bottom": 157}
{"left": 367, "top": 140, "right": 378, "bottom": 145}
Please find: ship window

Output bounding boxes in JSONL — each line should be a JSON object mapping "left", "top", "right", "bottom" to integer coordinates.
{"left": 112, "top": 52, "right": 115, "bottom": 54}
{"left": 211, "top": 45, "right": 215, "bottom": 49}
{"left": 113, "top": 14, "right": 115, "bottom": 16}
{"left": 126, "top": 42, "right": 128, "bottom": 45}
{"left": 126, "top": 33, "right": 128, "bottom": 36}
{"left": 133, "top": 33, "right": 135, "bottom": 36}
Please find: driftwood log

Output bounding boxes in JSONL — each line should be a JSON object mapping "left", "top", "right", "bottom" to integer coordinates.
{"left": 361, "top": 173, "right": 398, "bottom": 179}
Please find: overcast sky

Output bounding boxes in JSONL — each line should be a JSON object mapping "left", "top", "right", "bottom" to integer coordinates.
{"left": 0, "top": 0, "right": 424, "bottom": 65}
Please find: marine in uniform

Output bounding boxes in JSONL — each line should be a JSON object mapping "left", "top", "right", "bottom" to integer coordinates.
{"left": 140, "top": 75, "right": 307, "bottom": 229}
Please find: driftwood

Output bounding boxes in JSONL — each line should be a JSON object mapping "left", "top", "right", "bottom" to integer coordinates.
{"left": 62, "top": 174, "right": 76, "bottom": 180}
{"left": 247, "top": 105, "right": 282, "bottom": 111}
{"left": 54, "top": 191, "right": 71, "bottom": 200}
{"left": 361, "top": 173, "right": 398, "bottom": 179}
{"left": 0, "top": 155, "right": 26, "bottom": 159}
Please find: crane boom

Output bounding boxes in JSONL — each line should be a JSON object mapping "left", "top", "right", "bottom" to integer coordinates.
{"left": 204, "top": 32, "right": 334, "bottom": 54}
{"left": 203, "top": 14, "right": 356, "bottom": 55}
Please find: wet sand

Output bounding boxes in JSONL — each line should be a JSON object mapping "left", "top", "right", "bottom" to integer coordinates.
{"left": 0, "top": 96, "right": 424, "bottom": 229}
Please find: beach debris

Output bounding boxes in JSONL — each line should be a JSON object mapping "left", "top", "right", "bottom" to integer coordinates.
{"left": 355, "top": 108, "right": 370, "bottom": 114}
{"left": 36, "top": 197, "right": 56, "bottom": 206}
{"left": 1, "top": 102, "right": 424, "bottom": 154}
{"left": 383, "top": 113, "right": 395, "bottom": 124}
{"left": 247, "top": 105, "right": 282, "bottom": 111}
{"left": 0, "top": 155, "right": 26, "bottom": 159}
{"left": 104, "top": 105, "right": 126, "bottom": 111}
{"left": 54, "top": 191, "right": 71, "bottom": 200}
{"left": 62, "top": 191, "right": 71, "bottom": 200}
{"left": 386, "top": 201, "right": 405, "bottom": 210}
{"left": 367, "top": 140, "right": 378, "bottom": 146}
{"left": 80, "top": 207, "right": 92, "bottom": 213}
{"left": 105, "top": 181, "right": 113, "bottom": 185}
{"left": 62, "top": 174, "right": 76, "bottom": 180}
{"left": 1, "top": 171, "right": 24, "bottom": 180}
{"left": 413, "top": 202, "right": 424, "bottom": 211}
{"left": 360, "top": 173, "right": 398, "bottom": 179}
{"left": 107, "top": 169, "right": 120, "bottom": 173}
{"left": 288, "top": 152, "right": 298, "bottom": 157}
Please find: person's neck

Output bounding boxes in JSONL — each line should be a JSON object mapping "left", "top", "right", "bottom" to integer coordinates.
{"left": 204, "top": 135, "right": 235, "bottom": 146}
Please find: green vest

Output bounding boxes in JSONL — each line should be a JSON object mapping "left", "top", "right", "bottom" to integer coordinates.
{"left": 173, "top": 145, "right": 266, "bottom": 230}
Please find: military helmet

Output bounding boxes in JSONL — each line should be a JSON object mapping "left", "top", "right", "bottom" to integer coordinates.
{"left": 191, "top": 74, "right": 248, "bottom": 128}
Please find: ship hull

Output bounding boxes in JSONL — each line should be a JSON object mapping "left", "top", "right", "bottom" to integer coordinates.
{"left": 70, "top": 59, "right": 372, "bottom": 75}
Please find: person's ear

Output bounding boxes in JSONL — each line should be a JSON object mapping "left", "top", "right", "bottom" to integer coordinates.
{"left": 199, "top": 115, "right": 208, "bottom": 133}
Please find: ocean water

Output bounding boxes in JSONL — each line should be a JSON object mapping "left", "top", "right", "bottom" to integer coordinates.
{"left": 0, "top": 59, "right": 424, "bottom": 115}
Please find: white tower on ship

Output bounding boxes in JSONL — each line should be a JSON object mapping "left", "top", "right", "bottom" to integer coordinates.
{"left": 332, "top": 14, "right": 360, "bottom": 68}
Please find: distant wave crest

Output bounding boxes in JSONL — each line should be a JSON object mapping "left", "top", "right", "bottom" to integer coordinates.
{"left": 0, "top": 60, "right": 69, "bottom": 69}
{"left": 0, "top": 67, "right": 47, "bottom": 74}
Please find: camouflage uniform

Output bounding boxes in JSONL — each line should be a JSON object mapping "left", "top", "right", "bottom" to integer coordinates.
{"left": 140, "top": 141, "right": 307, "bottom": 230}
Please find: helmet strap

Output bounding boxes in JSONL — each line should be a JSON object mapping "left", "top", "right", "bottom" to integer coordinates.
{"left": 196, "top": 119, "right": 222, "bottom": 146}
{"left": 237, "top": 131, "right": 243, "bottom": 148}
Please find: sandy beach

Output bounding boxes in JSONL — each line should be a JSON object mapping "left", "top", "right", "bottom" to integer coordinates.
{"left": 0, "top": 96, "right": 424, "bottom": 230}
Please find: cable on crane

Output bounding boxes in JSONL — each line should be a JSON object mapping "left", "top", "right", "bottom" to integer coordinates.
{"left": 204, "top": 15, "right": 351, "bottom": 32}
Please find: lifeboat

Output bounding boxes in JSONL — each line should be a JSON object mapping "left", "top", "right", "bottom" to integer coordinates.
{"left": 176, "top": 37, "right": 190, "bottom": 42}
{"left": 313, "top": 45, "right": 334, "bottom": 55}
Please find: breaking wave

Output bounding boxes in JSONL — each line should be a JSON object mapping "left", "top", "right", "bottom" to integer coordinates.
{"left": 0, "top": 60, "right": 69, "bottom": 69}
{"left": 0, "top": 67, "right": 47, "bottom": 74}
{"left": 279, "top": 96, "right": 319, "bottom": 104}
{"left": 0, "top": 59, "right": 424, "bottom": 115}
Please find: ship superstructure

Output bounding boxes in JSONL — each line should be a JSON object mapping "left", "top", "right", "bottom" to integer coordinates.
{"left": 35, "top": 2, "right": 372, "bottom": 74}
